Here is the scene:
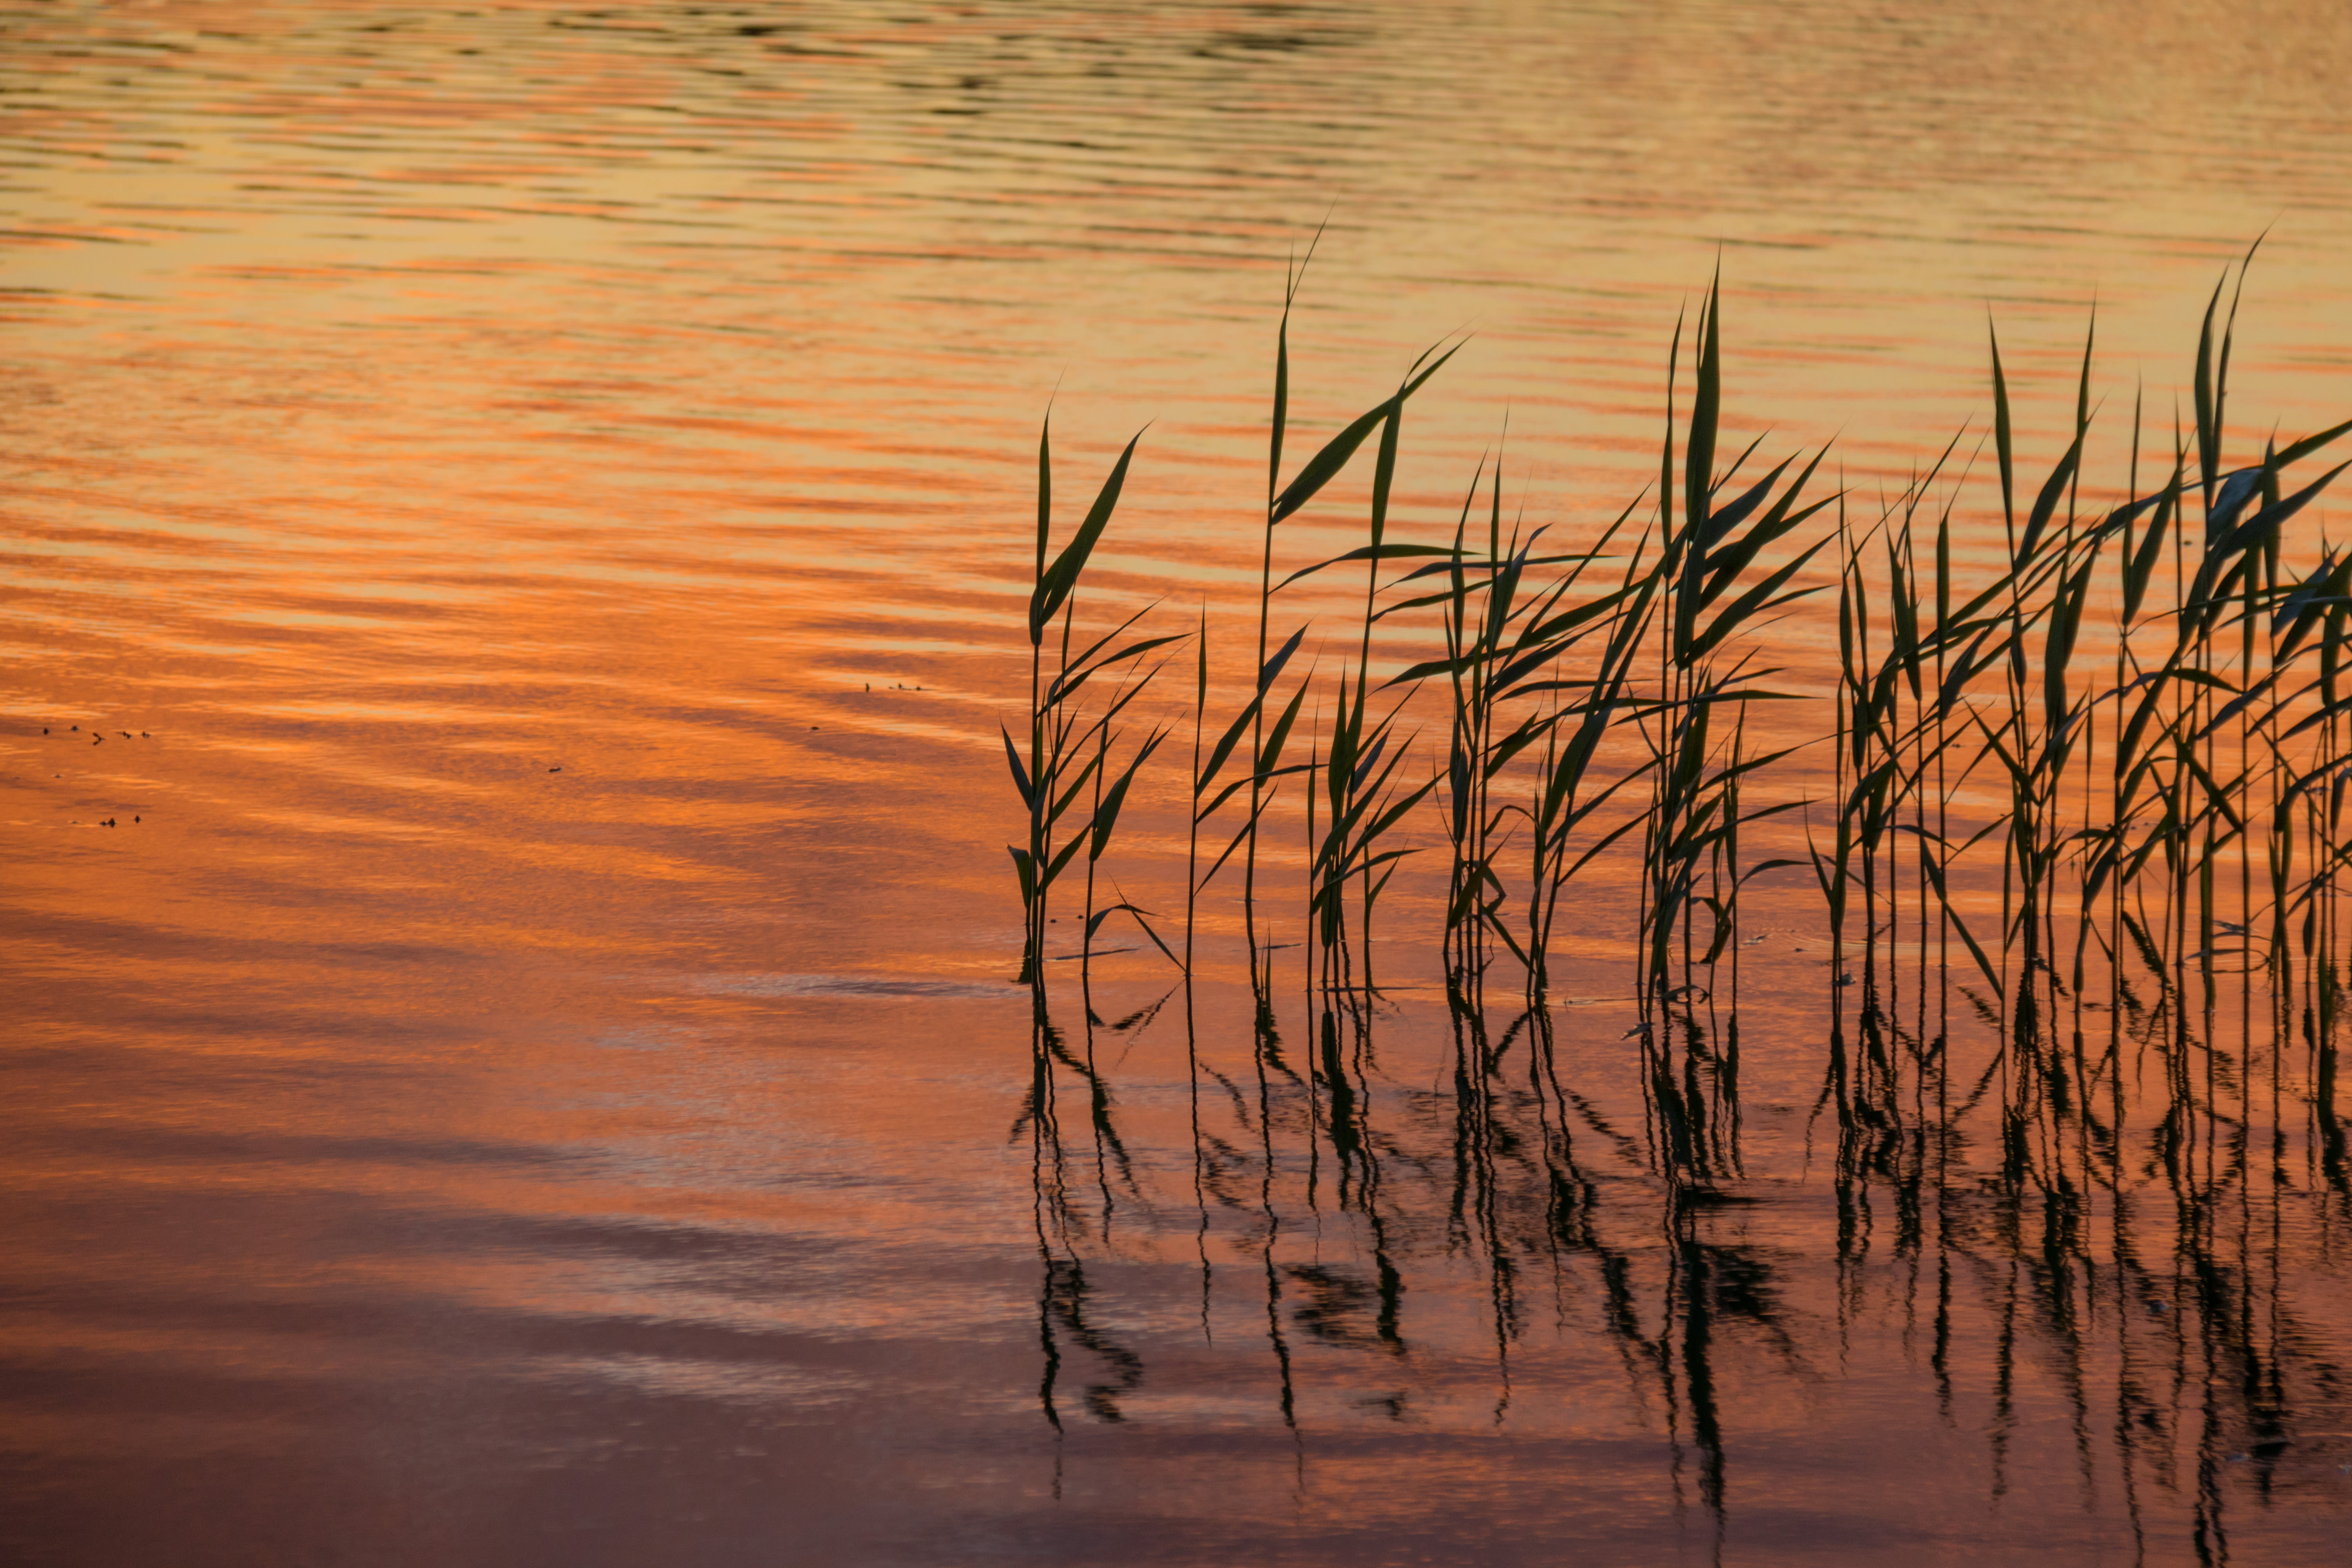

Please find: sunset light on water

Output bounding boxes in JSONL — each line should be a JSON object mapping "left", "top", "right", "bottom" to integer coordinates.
{"left": 9, "top": 4, "right": 2352, "bottom": 1564}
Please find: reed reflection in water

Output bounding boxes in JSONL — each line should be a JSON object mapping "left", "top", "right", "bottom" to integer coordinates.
{"left": 1022, "top": 952, "right": 2352, "bottom": 1562}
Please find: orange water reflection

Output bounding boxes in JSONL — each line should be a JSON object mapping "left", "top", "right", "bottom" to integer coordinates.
{"left": 6, "top": 2, "right": 2352, "bottom": 1563}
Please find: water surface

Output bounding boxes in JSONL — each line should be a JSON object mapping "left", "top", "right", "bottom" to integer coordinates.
{"left": 7, "top": 2, "right": 2352, "bottom": 1563}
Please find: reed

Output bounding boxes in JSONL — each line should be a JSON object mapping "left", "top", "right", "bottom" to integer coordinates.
{"left": 1007, "top": 256, "right": 2352, "bottom": 1558}
{"left": 1004, "top": 417, "right": 1182, "bottom": 1014}
{"left": 1004, "top": 259, "right": 2351, "bottom": 1049}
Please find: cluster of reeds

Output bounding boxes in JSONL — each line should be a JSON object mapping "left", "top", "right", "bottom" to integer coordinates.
{"left": 1005, "top": 249, "right": 2352, "bottom": 1554}
{"left": 1006, "top": 254, "right": 2351, "bottom": 1041}
{"left": 1808, "top": 268, "right": 2352, "bottom": 1069}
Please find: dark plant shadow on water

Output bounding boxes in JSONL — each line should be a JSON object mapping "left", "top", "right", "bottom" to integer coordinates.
{"left": 1017, "top": 1013, "right": 1147, "bottom": 1439}
{"left": 1014, "top": 924, "right": 2351, "bottom": 1560}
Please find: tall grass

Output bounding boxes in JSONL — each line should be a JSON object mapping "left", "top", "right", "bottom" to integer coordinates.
{"left": 1004, "top": 418, "right": 1182, "bottom": 1015}
{"left": 1008, "top": 252, "right": 2352, "bottom": 1554}
{"left": 1005, "top": 259, "right": 2352, "bottom": 1047}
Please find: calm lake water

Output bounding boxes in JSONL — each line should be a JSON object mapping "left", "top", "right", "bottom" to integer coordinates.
{"left": 8, "top": 2, "right": 2352, "bottom": 1563}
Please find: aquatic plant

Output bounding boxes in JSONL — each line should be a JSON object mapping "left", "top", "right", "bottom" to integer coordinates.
{"left": 1003, "top": 256, "right": 2352, "bottom": 1037}
{"left": 1004, "top": 417, "right": 1182, "bottom": 1011}
{"left": 1008, "top": 246, "right": 2352, "bottom": 1564}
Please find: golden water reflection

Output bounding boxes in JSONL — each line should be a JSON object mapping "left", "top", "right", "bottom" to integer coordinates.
{"left": 6, "top": 1, "right": 2352, "bottom": 1562}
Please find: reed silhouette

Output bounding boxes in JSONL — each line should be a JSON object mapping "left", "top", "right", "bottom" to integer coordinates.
{"left": 1006, "top": 249, "right": 2352, "bottom": 1558}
